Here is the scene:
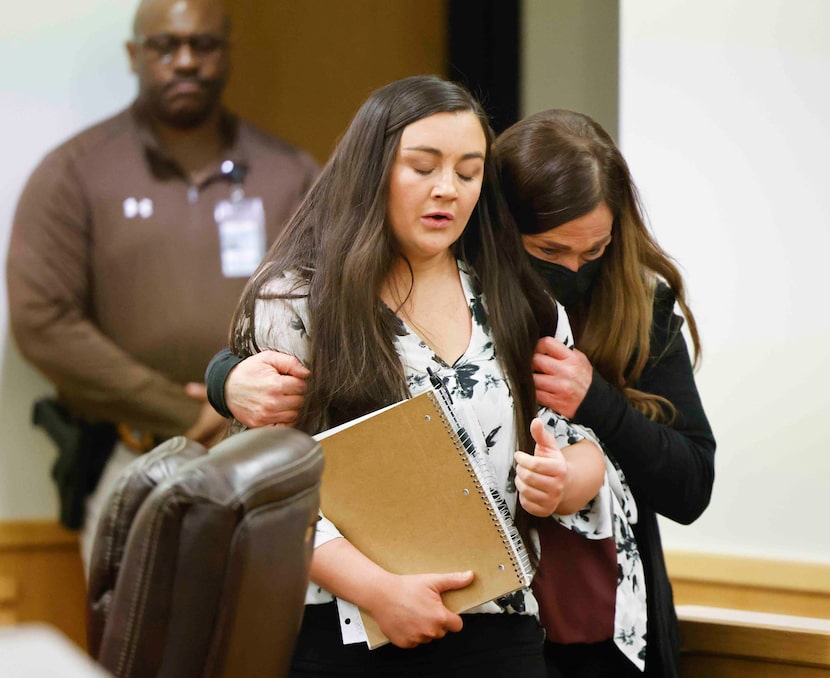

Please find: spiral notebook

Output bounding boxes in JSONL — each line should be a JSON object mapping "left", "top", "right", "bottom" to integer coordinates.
{"left": 313, "top": 385, "right": 533, "bottom": 649}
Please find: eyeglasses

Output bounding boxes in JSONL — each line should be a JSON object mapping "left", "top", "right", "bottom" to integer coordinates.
{"left": 136, "top": 33, "right": 228, "bottom": 63}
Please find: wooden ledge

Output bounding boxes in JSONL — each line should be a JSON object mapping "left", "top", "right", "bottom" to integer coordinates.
{"left": 666, "top": 551, "right": 830, "bottom": 594}
{"left": 0, "top": 521, "right": 79, "bottom": 551}
{"left": 0, "top": 576, "right": 18, "bottom": 626}
{"left": 677, "top": 605, "right": 830, "bottom": 668}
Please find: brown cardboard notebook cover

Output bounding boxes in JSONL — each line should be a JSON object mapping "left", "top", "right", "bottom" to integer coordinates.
{"left": 315, "top": 390, "right": 529, "bottom": 648}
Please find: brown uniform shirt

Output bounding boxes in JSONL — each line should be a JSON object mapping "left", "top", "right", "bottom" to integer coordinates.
{"left": 6, "top": 104, "right": 319, "bottom": 438}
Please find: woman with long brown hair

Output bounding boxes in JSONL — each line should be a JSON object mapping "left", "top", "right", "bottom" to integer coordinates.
{"left": 225, "top": 77, "right": 611, "bottom": 677}
{"left": 498, "top": 109, "right": 715, "bottom": 678}
{"left": 207, "top": 106, "right": 704, "bottom": 676}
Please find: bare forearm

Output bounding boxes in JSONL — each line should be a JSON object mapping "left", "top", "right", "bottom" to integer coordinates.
{"left": 310, "top": 538, "right": 472, "bottom": 648}
{"left": 310, "top": 538, "right": 395, "bottom": 612}
{"left": 556, "top": 439, "right": 605, "bottom": 515}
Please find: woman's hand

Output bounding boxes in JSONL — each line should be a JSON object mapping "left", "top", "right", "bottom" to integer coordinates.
{"left": 532, "top": 336, "right": 593, "bottom": 418}
{"left": 225, "top": 350, "right": 310, "bottom": 428}
{"left": 514, "top": 418, "right": 569, "bottom": 517}
{"left": 311, "top": 538, "right": 473, "bottom": 649}
{"left": 515, "top": 418, "right": 606, "bottom": 516}
{"left": 367, "top": 571, "right": 474, "bottom": 648}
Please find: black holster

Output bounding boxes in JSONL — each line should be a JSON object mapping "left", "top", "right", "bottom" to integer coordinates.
{"left": 32, "top": 398, "right": 117, "bottom": 530}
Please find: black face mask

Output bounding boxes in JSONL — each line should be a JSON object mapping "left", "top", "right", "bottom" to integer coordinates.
{"left": 528, "top": 255, "right": 603, "bottom": 307}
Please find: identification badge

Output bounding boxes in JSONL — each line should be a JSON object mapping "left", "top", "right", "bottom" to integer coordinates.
{"left": 215, "top": 197, "right": 266, "bottom": 278}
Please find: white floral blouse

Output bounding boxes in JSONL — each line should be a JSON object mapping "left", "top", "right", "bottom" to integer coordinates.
{"left": 253, "top": 262, "right": 645, "bottom": 665}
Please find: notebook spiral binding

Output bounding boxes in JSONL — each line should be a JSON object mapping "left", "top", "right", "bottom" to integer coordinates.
{"left": 425, "top": 389, "right": 533, "bottom": 587}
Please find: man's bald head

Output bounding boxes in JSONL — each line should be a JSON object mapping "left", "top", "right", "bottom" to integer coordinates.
{"left": 127, "top": 0, "right": 231, "bottom": 130}
{"left": 132, "top": 0, "right": 230, "bottom": 40}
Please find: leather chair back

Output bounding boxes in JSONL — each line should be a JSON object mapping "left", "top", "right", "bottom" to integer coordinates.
{"left": 88, "top": 427, "right": 323, "bottom": 678}
{"left": 87, "top": 436, "right": 209, "bottom": 657}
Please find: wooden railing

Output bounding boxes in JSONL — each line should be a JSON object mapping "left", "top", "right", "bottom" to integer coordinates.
{"left": 667, "top": 551, "right": 830, "bottom": 619}
{"left": 0, "top": 520, "right": 87, "bottom": 649}
{"left": 667, "top": 551, "right": 830, "bottom": 676}
{"left": 677, "top": 605, "right": 830, "bottom": 676}
{"left": 0, "top": 575, "right": 16, "bottom": 626}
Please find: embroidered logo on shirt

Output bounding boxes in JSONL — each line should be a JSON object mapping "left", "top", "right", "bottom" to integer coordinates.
{"left": 123, "top": 197, "right": 153, "bottom": 219}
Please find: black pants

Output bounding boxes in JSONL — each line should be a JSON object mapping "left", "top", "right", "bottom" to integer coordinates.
{"left": 544, "top": 639, "right": 644, "bottom": 678}
{"left": 290, "top": 602, "right": 546, "bottom": 677}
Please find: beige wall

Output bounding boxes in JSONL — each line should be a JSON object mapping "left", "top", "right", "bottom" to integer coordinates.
{"left": 0, "top": 1, "right": 137, "bottom": 520}
{"left": 617, "top": 0, "right": 830, "bottom": 565}
{"left": 521, "top": 0, "right": 830, "bottom": 566}
{"left": 521, "top": 0, "right": 619, "bottom": 139}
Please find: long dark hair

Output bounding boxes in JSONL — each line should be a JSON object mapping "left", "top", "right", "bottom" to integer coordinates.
{"left": 497, "top": 108, "right": 701, "bottom": 422}
{"left": 229, "top": 76, "right": 557, "bottom": 450}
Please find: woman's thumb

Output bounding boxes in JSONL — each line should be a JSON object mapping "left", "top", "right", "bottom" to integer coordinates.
{"left": 530, "top": 417, "right": 558, "bottom": 457}
{"left": 435, "top": 570, "right": 475, "bottom": 593}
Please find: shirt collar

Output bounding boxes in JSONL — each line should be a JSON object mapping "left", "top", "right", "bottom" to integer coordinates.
{"left": 129, "top": 101, "right": 249, "bottom": 185}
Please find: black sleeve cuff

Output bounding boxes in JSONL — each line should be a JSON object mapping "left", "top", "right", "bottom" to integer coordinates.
{"left": 205, "top": 348, "right": 244, "bottom": 419}
{"left": 574, "top": 367, "right": 619, "bottom": 432}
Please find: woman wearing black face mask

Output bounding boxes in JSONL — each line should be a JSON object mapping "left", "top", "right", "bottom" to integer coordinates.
{"left": 497, "top": 109, "right": 715, "bottom": 678}
{"left": 204, "top": 108, "right": 716, "bottom": 678}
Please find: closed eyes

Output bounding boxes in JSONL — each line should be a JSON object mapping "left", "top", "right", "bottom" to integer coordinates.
{"left": 413, "top": 167, "right": 476, "bottom": 182}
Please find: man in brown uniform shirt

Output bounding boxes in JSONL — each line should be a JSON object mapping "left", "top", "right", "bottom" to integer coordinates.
{"left": 5, "top": 0, "right": 318, "bottom": 570}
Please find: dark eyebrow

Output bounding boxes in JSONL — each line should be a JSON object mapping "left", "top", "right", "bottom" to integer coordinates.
{"left": 402, "top": 145, "right": 485, "bottom": 161}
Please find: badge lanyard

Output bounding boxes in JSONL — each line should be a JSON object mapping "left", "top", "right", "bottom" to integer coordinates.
{"left": 214, "top": 160, "right": 266, "bottom": 278}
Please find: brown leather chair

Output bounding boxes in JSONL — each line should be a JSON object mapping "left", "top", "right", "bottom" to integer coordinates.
{"left": 86, "top": 427, "right": 323, "bottom": 678}
{"left": 87, "top": 435, "right": 210, "bottom": 658}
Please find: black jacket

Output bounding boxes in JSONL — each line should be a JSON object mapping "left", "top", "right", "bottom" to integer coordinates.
{"left": 572, "top": 284, "right": 716, "bottom": 677}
